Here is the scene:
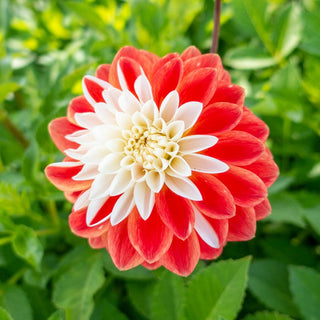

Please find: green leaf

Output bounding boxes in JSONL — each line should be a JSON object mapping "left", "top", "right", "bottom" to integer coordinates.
{"left": 273, "top": 3, "right": 302, "bottom": 59}
{"left": 47, "top": 310, "right": 64, "bottom": 320}
{"left": 90, "top": 299, "right": 129, "bottom": 320}
{"left": 224, "top": 47, "right": 277, "bottom": 70}
{"left": 12, "top": 225, "right": 43, "bottom": 270}
{"left": 300, "top": 9, "right": 320, "bottom": 56}
{"left": 53, "top": 252, "right": 104, "bottom": 320}
{"left": 185, "top": 257, "right": 251, "bottom": 320}
{"left": 241, "top": 311, "right": 294, "bottom": 320}
{"left": 151, "top": 271, "right": 186, "bottom": 320}
{"left": 289, "top": 265, "right": 320, "bottom": 320}
{"left": 0, "top": 82, "right": 19, "bottom": 104}
{"left": 248, "top": 260, "right": 299, "bottom": 317}
{"left": 0, "top": 307, "right": 13, "bottom": 320}
{"left": 305, "top": 205, "right": 320, "bottom": 236}
{"left": 0, "top": 285, "right": 33, "bottom": 320}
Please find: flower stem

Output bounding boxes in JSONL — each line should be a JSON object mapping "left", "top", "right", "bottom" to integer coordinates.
{"left": 210, "top": 0, "right": 222, "bottom": 53}
{"left": 0, "top": 108, "right": 29, "bottom": 148}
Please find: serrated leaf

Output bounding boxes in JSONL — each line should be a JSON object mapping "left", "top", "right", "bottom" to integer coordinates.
{"left": 185, "top": 257, "right": 251, "bottom": 320}
{"left": 12, "top": 225, "right": 43, "bottom": 270}
{"left": 289, "top": 265, "right": 320, "bottom": 320}
{"left": 0, "top": 307, "right": 13, "bottom": 320}
{"left": 0, "top": 285, "right": 33, "bottom": 320}
{"left": 241, "top": 311, "right": 294, "bottom": 320}
{"left": 151, "top": 271, "right": 186, "bottom": 320}
{"left": 248, "top": 260, "right": 299, "bottom": 317}
{"left": 53, "top": 252, "right": 104, "bottom": 320}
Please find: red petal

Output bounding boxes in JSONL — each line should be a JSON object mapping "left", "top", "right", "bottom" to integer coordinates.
{"left": 107, "top": 219, "right": 144, "bottom": 270}
{"left": 48, "top": 117, "right": 81, "bottom": 153}
{"left": 69, "top": 208, "right": 109, "bottom": 238}
{"left": 64, "top": 190, "right": 82, "bottom": 203}
{"left": 255, "top": 198, "right": 271, "bottom": 221}
{"left": 180, "top": 46, "right": 201, "bottom": 61}
{"left": 152, "top": 53, "right": 179, "bottom": 74}
{"left": 177, "top": 68, "right": 218, "bottom": 106}
{"left": 191, "top": 173, "right": 235, "bottom": 219}
{"left": 219, "top": 70, "right": 231, "bottom": 86}
{"left": 190, "top": 102, "right": 243, "bottom": 135}
{"left": 161, "top": 231, "right": 200, "bottom": 276}
{"left": 183, "top": 54, "right": 223, "bottom": 77}
{"left": 152, "top": 57, "right": 183, "bottom": 106}
{"left": 241, "top": 150, "right": 279, "bottom": 188}
{"left": 227, "top": 206, "right": 256, "bottom": 241}
{"left": 156, "top": 186, "right": 195, "bottom": 240}
{"left": 210, "top": 84, "right": 245, "bottom": 106}
{"left": 95, "top": 64, "right": 111, "bottom": 81}
{"left": 45, "top": 163, "right": 91, "bottom": 192}
{"left": 142, "top": 260, "right": 162, "bottom": 270}
{"left": 67, "top": 96, "right": 94, "bottom": 125}
{"left": 128, "top": 207, "right": 173, "bottom": 263}
{"left": 217, "top": 166, "right": 268, "bottom": 207}
{"left": 234, "top": 107, "right": 269, "bottom": 142}
{"left": 83, "top": 77, "right": 106, "bottom": 103}
{"left": 89, "top": 235, "right": 107, "bottom": 249}
{"left": 207, "top": 131, "right": 265, "bottom": 166}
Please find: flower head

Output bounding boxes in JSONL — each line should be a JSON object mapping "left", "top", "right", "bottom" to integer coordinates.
{"left": 45, "top": 46, "right": 279, "bottom": 276}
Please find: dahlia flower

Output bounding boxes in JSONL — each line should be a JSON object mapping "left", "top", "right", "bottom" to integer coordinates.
{"left": 45, "top": 46, "right": 279, "bottom": 276}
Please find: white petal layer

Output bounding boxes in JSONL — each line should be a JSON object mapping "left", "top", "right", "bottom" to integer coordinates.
{"left": 184, "top": 154, "right": 229, "bottom": 174}
{"left": 165, "top": 175, "right": 202, "bottom": 201}
{"left": 86, "top": 196, "right": 109, "bottom": 226}
{"left": 174, "top": 101, "right": 203, "bottom": 130}
{"left": 179, "top": 135, "right": 218, "bottom": 154}
{"left": 134, "top": 74, "right": 153, "bottom": 103}
{"left": 75, "top": 112, "right": 103, "bottom": 129}
{"left": 194, "top": 207, "right": 219, "bottom": 248}
{"left": 89, "top": 174, "right": 114, "bottom": 199}
{"left": 82, "top": 75, "right": 111, "bottom": 106}
{"left": 134, "top": 181, "right": 155, "bottom": 220}
{"left": 110, "top": 188, "right": 135, "bottom": 225}
{"left": 160, "top": 90, "right": 179, "bottom": 122}
{"left": 73, "top": 164, "right": 99, "bottom": 180}
{"left": 73, "top": 189, "right": 91, "bottom": 211}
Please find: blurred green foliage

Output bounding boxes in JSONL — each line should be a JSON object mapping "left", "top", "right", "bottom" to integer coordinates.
{"left": 0, "top": 0, "right": 319, "bottom": 319}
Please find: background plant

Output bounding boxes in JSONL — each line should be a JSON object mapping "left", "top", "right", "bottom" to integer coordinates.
{"left": 0, "top": 0, "right": 319, "bottom": 319}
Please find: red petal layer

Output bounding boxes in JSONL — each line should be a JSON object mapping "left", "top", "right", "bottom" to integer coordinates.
{"left": 177, "top": 68, "right": 218, "bottom": 106}
{"left": 67, "top": 96, "right": 94, "bottom": 125}
{"left": 255, "top": 198, "right": 271, "bottom": 220}
{"left": 152, "top": 57, "right": 183, "bottom": 106}
{"left": 128, "top": 207, "right": 173, "bottom": 263}
{"left": 241, "top": 150, "right": 279, "bottom": 187}
{"left": 107, "top": 219, "right": 144, "bottom": 270}
{"left": 190, "top": 102, "right": 243, "bottom": 135}
{"left": 89, "top": 235, "right": 107, "bottom": 249}
{"left": 180, "top": 46, "right": 201, "bottom": 61}
{"left": 156, "top": 186, "right": 195, "bottom": 240}
{"left": 227, "top": 206, "right": 256, "bottom": 241}
{"left": 207, "top": 131, "right": 265, "bottom": 166}
{"left": 217, "top": 166, "right": 268, "bottom": 207}
{"left": 161, "top": 231, "right": 200, "bottom": 277}
{"left": 183, "top": 54, "right": 222, "bottom": 77}
{"left": 64, "top": 191, "right": 82, "bottom": 203}
{"left": 45, "top": 163, "right": 91, "bottom": 192}
{"left": 69, "top": 208, "right": 109, "bottom": 238}
{"left": 48, "top": 117, "right": 80, "bottom": 153}
{"left": 95, "top": 64, "right": 111, "bottom": 82}
{"left": 234, "top": 107, "right": 269, "bottom": 142}
{"left": 191, "top": 173, "right": 235, "bottom": 219}
{"left": 210, "top": 84, "right": 245, "bottom": 106}
{"left": 83, "top": 77, "right": 106, "bottom": 103}
{"left": 142, "top": 260, "right": 162, "bottom": 270}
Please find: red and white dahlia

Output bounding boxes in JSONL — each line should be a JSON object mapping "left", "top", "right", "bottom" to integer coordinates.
{"left": 45, "top": 46, "right": 279, "bottom": 276}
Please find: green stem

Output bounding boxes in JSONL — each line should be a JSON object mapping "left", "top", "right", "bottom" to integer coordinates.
{"left": 0, "top": 236, "right": 12, "bottom": 246}
{"left": 35, "top": 228, "right": 59, "bottom": 236}
{"left": 8, "top": 268, "right": 28, "bottom": 285}
{"left": 210, "top": 0, "right": 222, "bottom": 53}
{"left": 47, "top": 200, "right": 60, "bottom": 226}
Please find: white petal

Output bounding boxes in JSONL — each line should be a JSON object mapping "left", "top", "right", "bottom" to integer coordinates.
{"left": 74, "top": 112, "right": 103, "bottom": 129}
{"left": 160, "top": 90, "right": 179, "bottom": 122}
{"left": 89, "top": 174, "right": 114, "bottom": 199}
{"left": 179, "top": 135, "right": 218, "bottom": 154}
{"left": 131, "top": 163, "right": 146, "bottom": 181}
{"left": 134, "top": 182, "right": 155, "bottom": 220}
{"left": 106, "top": 139, "right": 126, "bottom": 153}
{"left": 117, "top": 62, "right": 128, "bottom": 91}
{"left": 82, "top": 75, "right": 111, "bottom": 106}
{"left": 134, "top": 74, "right": 153, "bottom": 103}
{"left": 116, "top": 112, "right": 133, "bottom": 130}
{"left": 194, "top": 207, "right": 219, "bottom": 248}
{"left": 184, "top": 154, "right": 229, "bottom": 174}
{"left": 74, "top": 189, "right": 91, "bottom": 211}
{"left": 81, "top": 146, "right": 109, "bottom": 163}
{"left": 102, "top": 87, "right": 122, "bottom": 111}
{"left": 108, "top": 170, "right": 133, "bottom": 196}
{"left": 86, "top": 196, "right": 110, "bottom": 227}
{"left": 165, "top": 120, "right": 185, "bottom": 140}
{"left": 73, "top": 164, "right": 99, "bottom": 180}
{"left": 142, "top": 100, "right": 158, "bottom": 121}
{"left": 110, "top": 188, "right": 135, "bottom": 225}
{"left": 174, "top": 101, "right": 203, "bottom": 130}
{"left": 49, "top": 161, "right": 82, "bottom": 168}
{"left": 146, "top": 170, "right": 165, "bottom": 193}
{"left": 165, "top": 175, "right": 202, "bottom": 201}
{"left": 118, "top": 90, "right": 141, "bottom": 114}
{"left": 65, "top": 145, "right": 90, "bottom": 160}
{"left": 92, "top": 125, "right": 122, "bottom": 142}
{"left": 65, "top": 130, "right": 91, "bottom": 144}
{"left": 169, "top": 156, "right": 191, "bottom": 177}
{"left": 95, "top": 102, "right": 116, "bottom": 124}
{"left": 98, "top": 153, "right": 123, "bottom": 174}
{"left": 132, "top": 111, "right": 149, "bottom": 128}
